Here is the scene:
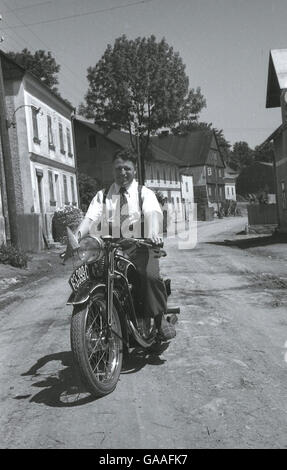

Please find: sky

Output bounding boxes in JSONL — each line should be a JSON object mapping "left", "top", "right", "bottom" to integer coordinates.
{"left": 0, "top": 0, "right": 286, "bottom": 148}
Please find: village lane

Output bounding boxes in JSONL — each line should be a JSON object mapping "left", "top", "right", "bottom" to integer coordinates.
{"left": 0, "top": 216, "right": 287, "bottom": 449}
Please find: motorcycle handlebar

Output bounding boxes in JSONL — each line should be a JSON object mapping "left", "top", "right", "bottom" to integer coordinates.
{"left": 59, "top": 237, "right": 165, "bottom": 262}
{"left": 116, "top": 238, "right": 166, "bottom": 257}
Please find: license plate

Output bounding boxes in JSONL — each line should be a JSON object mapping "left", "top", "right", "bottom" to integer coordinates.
{"left": 69, "top": 264, "right": 89, "bottom": 292}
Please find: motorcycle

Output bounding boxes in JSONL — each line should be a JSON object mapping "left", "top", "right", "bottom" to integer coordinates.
{"left": 63, "top": 234, "right": 180, "bottom": 398}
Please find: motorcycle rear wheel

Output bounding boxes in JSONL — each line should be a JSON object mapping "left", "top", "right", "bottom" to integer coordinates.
{"left": 71, "top": 292, "right": 123, "bottom": 398}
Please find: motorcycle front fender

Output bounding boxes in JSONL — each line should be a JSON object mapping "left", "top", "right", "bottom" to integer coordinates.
{"left": 67, "top": 283, "right": 130, "bottom": 348}
{"left": 66, "top": 282, "right": 105, "bottom": 306}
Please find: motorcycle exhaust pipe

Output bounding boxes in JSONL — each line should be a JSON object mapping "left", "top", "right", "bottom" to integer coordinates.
{"left": 166, "top": 307, "right": 180, "bottom": 315}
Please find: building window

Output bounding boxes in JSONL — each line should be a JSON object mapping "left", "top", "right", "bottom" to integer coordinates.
{"left": 63, "top": 174, "right": 69, "bottom": 204}
{"left": 88, "top": 134, "right": 97, "bottom": 148}
{"left": 208, "top": 186, "right": 212, "bottom": 196}
{"left": 48, "top": 170, "right": 56, "bottom": 206}
{"left": 32, "top": 107, "right": 40, "bottom": 144}
{"left": 231, "top": 187, "right": 234, "bottom": 196}
{"left": 157, "top": 168, "right": 160, "bottom": 183}
{"left": 176, "top": 197, "right": 180, "bottom": 204}
{"left": 67, "top": 128, "right": 73, "bottom": 157}
{"left": 174, "top": 170, "right": 178, "bottom": 183}
{"left": 150, "top": 164, "right": 154, "bottom": 183}
{"left": 185, "top": 182, "right": 189, "bottom": 192}
{"left": 281, "top": 181, "right": 287, "bottom": 209}
{"left": 207, "top": 167, "right": 212, "bottom": 176}
{"left": 170, "top": 168, "right": 173, "bottom": 184}
{"left": 59, "top": 123, "right": 65, "bottom": 154}
{"left": 47, "top": 116, "right": 55, "bottom": 150}
{"left": 227, "top": 187, "right": 230, "bottom": 196}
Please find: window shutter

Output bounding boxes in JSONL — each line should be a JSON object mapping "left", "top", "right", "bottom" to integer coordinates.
{"left": 67, "top": 128, "right": 72, "bottom": 156}
{"left": 59, "top": 123, "right": 65, "bottom": 153}
{"left": 47, "top": 116, "right": 54, "bottom": 147}
{"left": 48, "top": 170, "right": 56, "bottom": 205}
{"left": 70, "top": 176, "right": 76, "bottom": 204}
{"left": 63, "top": 174, "right": 69, "bottom": 204}
{"left": 32, "top": 107, "right": 39, "bottom": 140}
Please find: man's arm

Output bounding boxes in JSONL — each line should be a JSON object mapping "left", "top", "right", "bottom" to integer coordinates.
{"left": 75, "top": 217, "right": 93, "bottom": 242}
{"left": 74, "top": 190, "right": 104, "bottom": 241}
{"left": 145, "top": 212, "right": 162, "bottom": 244}
{"left": 142, "top": 187, "right": 163, "bottom": 244}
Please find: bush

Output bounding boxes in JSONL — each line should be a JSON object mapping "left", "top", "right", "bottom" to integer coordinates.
{"left": 0, "top": 244, "right": 28, "bottom": 268}
{"left": 219, "top": 199, "right": 239, "bottom": 217}
{"left": 52, "top": 206, "right": 84, "bottom": 243}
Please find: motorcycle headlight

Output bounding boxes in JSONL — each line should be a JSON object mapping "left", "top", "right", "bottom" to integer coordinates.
{"left": 78, "top": 236, "right": 104, "bottom": 263}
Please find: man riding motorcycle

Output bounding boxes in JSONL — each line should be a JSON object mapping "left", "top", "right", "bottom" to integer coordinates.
{"left": 75, "top": 148, "right": 176, "bottom": 342}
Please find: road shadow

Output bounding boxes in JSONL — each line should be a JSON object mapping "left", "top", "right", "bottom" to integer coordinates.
{"left": 20, "top": 344, "right": 170, "bottom": 405}
{"left": 122, "top": 343, "right": 169, "bottom": 374}
{"left": 206, "top": 233, "right": 287, "bottom": 250}
{"left": 20, "top": 351, "right": 97, "bottom": 408}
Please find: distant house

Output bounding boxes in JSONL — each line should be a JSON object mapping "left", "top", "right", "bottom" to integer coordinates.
{"left": 152, "top": 130, "right": 226, "bottom": 213}
{"left": 264, "top": 48, "right": 287, "bottom": 232}
{"left": 224, "top": 167, "right": 238, "bottom": 201}
{"left": 236, "top": 161, "right": 275, "bottom": 202}
{"left": 0, "top": 50, "right": 78, "bottom": 249}
{"left": 73, "top": 116, "right": 192, "bottom": 218}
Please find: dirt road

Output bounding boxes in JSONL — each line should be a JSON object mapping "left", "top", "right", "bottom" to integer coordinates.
{"left": 1, "top": 217, "right": 287, "bottom": 449}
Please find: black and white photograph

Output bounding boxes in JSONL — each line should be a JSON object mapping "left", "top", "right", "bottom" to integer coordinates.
{"left": 0, "top": 0, "right": 286, "bottom": 452}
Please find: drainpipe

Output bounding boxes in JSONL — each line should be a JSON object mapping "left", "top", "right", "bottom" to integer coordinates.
{"left": 71, "top": 111, "right": 81, "bottom": 209}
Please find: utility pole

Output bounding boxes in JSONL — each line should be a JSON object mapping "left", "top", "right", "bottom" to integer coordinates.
{"left": 213, "top": 153, "right": 220, "bottom": 215}
{"left": 136, "top": 125, "right": 144, "bottom": 186}
{"left": 0, "top": 51, "right": 19, "bottom": 246}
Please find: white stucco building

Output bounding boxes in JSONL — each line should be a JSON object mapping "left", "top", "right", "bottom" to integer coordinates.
{"left": 0, "top": 50, "right": 78, "bottom": 247}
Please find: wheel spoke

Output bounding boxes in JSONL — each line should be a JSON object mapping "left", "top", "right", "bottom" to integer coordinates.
{"left": 88, "top": 337, "right": 102, "bottom": 361}
{"left": 91, "top": 350, "right": 106, "bottom": 373}
{"left": 82, "top": 298, "right": 122, "bottom": 387}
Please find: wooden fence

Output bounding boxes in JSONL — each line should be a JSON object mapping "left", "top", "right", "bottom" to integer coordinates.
{"left": 247, "top": 204, "right": 278, "bottom": 226}
{"left": 16, "top": 214, "right": 44, "bottom": 252}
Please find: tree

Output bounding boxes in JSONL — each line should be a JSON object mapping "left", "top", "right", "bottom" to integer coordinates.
{"left": 213, "top": 128, "right": 231, "bottom": 165}
{"left": 7, "top": 48, "right": 60, "bottom": 91}
{"left": 79, "top": 35, "right": 206, "bottom": 182}
{"left": 254, "top": 142, "right": 274, "bottom": 163}
{"left": 78, "top": 172, "right": 99, "bottom": 212}
{"left": 230, "top": 141, "right": 254, "bottom": 171}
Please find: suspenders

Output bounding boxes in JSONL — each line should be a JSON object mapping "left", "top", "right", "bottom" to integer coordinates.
{"left": 102, "top": 184, "right": 144, "bottom": 237}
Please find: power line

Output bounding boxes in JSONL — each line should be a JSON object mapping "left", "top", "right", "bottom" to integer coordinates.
{"left": 0, "top": 0, "right": 54, "bottom": 13}
{"left": 1, "top": 2, "right": 86, "bottom": 104}
{"left": 0, "top": 0, "right": 154, "bottom": 29}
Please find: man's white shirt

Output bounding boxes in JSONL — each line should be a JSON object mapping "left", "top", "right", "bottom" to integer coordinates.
{"left": 85, "top": 179, "right": 163, "bottom": 237}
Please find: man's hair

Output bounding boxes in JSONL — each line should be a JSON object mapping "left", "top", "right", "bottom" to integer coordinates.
{"left": 112, "top": 147, "right": 137, "bottom": 165}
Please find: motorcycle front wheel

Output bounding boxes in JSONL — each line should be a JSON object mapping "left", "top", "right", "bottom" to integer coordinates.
{"left": 71, "top": 292, "right": 123, "bottom": 398}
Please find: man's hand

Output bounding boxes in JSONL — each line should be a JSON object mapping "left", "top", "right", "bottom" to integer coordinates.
{"left": 151, "top": 234, "right": 163, "bottom": 246}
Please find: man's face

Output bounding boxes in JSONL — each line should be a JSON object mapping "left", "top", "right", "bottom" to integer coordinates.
{"left": 113, "top": 158, "right": 135, "bottom": 187}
